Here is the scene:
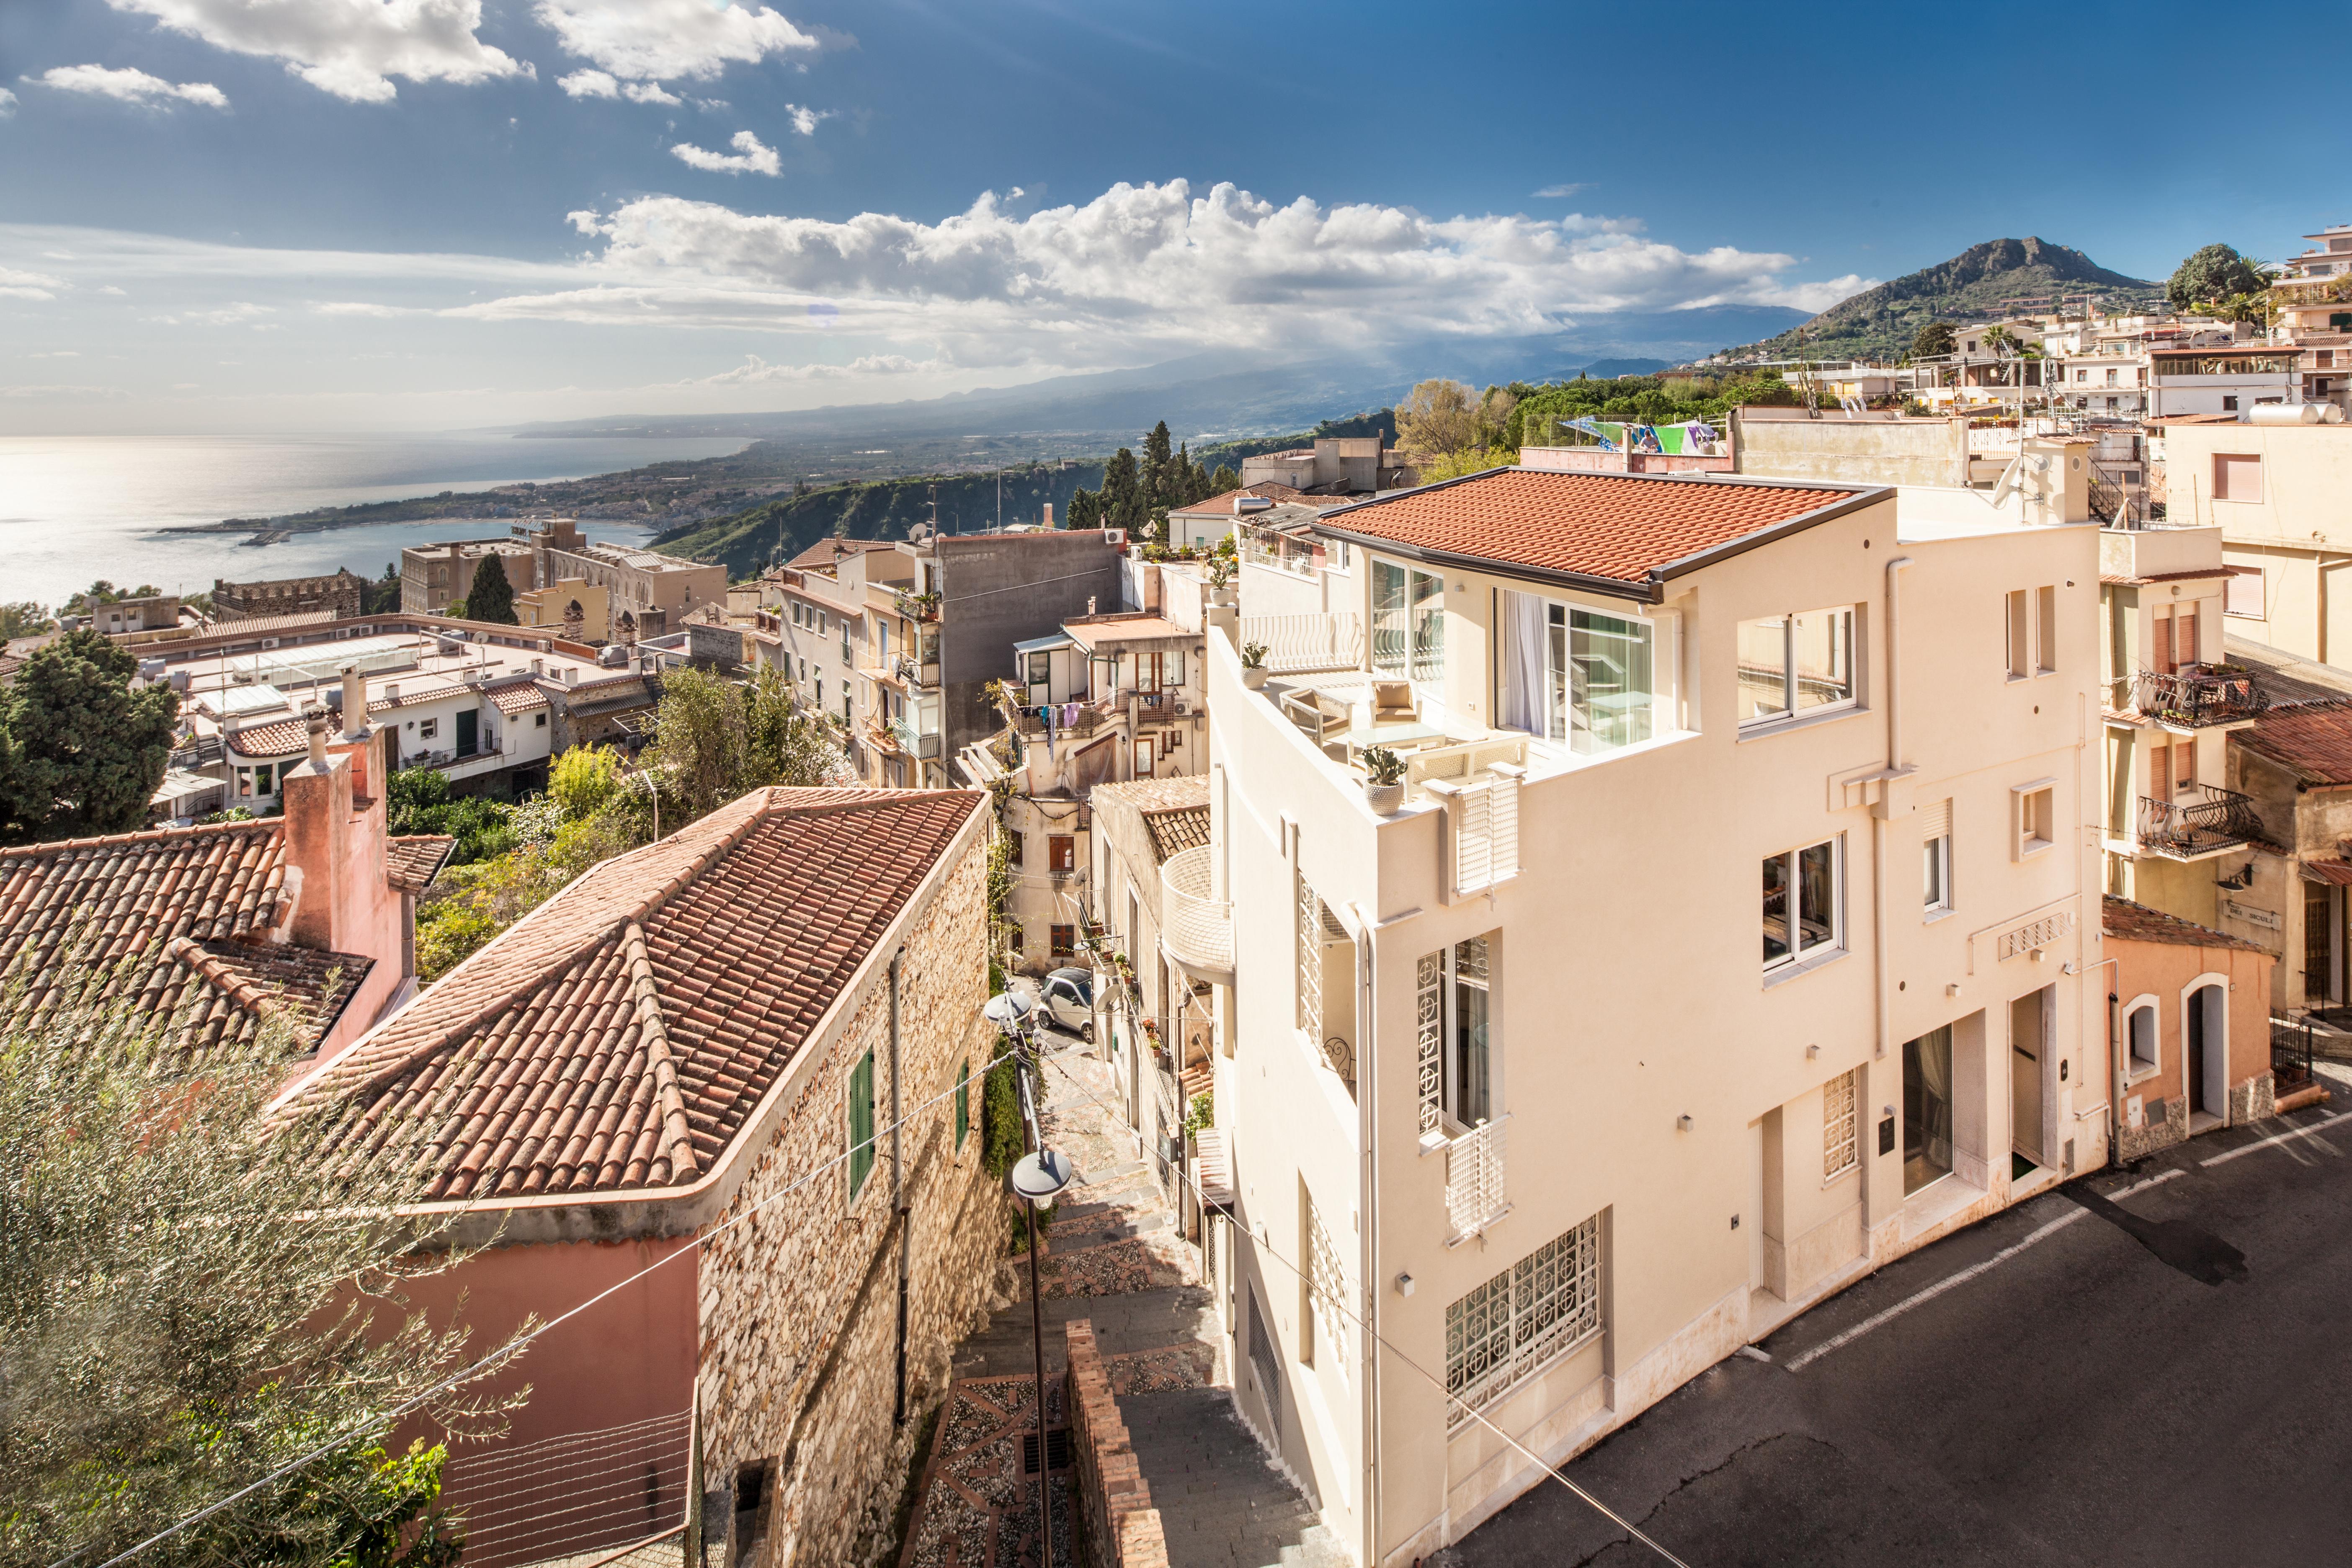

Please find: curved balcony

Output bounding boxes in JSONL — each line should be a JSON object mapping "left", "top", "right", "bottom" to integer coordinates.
{"left": 1158, "top": 843, "right": 1233, "bottom": 987}
{"left": 2138, "top": 784, "right": 2262, "bottom": 861}
{"left": 2133, "top": 665, "right": 2264, "bottom": 730}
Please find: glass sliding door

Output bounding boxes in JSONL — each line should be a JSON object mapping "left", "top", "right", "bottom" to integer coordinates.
{"left": 1410, "top": 568, "right": 1445, "bottom": 687}
{"left": 1547, "top": 603, "right": 1656, "bottom": 755}
{"left": 1372, "top": 559, "right": 1409, "bottom": 679}
{"left": 1903, "top": 1025, "right": 1954, "bottom": 1196}
{"left": 1449, "top": 936, "right": 1490, "bottom": 1127}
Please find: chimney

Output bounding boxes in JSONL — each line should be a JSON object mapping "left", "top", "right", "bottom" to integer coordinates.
{"left": 1042, "top": 502, "right": 1055, "bottom": 528}
{"left": 340, "top": 665, "right": 367, "bottom": 741}
{"left": 280, "top": 710, "right": 354, "bottom": 954}
{"left": 1086, "top": 595, "right": 1097, "bottom": 616}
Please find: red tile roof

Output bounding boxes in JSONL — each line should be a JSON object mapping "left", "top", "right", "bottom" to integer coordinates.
{"left": 284, "top": 786, "right": 987, "bottom": 1204}
{"left": 386, "top": 835, "right": 454, "bottom": 893}
{"left": 1313, "top": 468, "right": 1876, "bottom": 588}
{"left": 2236, "top": 700, "right": 2352, "bottom": 786}
{"left": 485, "top": 678, "right": 549, "bottom": 716}
{"left": 2101, "top": 896, "right": 2267, "bottom": 953}
{"left": 0, "top": 819, "right": 370, "bottom": 1060}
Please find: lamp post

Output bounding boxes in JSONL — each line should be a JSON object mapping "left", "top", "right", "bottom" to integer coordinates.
{"left": 985, "top": 990, "right": 1073, "bottom": 1568}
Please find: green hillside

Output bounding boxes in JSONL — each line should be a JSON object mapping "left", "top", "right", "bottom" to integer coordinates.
{"left": 1722, "top": 237, "right": 2162, "bottom": 363}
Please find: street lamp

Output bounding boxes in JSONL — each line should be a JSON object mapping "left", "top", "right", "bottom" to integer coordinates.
{"left": 984, "top": 990, "right": 1073, "bottom": 1568}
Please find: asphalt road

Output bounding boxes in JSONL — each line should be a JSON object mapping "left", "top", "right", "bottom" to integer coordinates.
{"left": 1439, "top": 1096, "right": 2352, "bottom": 1568}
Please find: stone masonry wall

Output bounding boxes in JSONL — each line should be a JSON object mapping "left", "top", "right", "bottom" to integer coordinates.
{"left": 1063, "top": 1319, "right": 1168, "bottom": 1568}
{"left": 696, "top": 836, "right": 1014, "bottom": 1567}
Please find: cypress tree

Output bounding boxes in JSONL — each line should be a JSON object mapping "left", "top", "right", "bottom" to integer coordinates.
{"left": 464, "top": 552, "right": 518, "bottom": 624}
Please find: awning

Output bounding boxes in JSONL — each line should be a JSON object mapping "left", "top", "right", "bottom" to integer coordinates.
{"left": 2301, "top": 859, "right": 2352, "bottom": 886}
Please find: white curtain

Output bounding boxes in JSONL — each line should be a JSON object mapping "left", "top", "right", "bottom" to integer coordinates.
{"left": 1499, "top": 590, "right": 1546, "bottom": 733}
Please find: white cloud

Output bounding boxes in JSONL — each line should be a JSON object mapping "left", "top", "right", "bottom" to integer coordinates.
{"left": 1532, "top": 182, "right": 1591, "bottom": 199}
{"left": 783, "top": 102, "right": 828, "bottom": 135}
{"left": 626, "top": 80, "right": 679, "bottom": 104}
{"left": 182, "top": 301, "right": 276, "bottom": 325}
{"left": 558, "top": 68, "right": 619, "bottom": 97}
{"left": 315, "top": 300, "right": 421, "bottom": 317}
{"left": 534, "top": 0, "right": 816, "bottom": 81}
{"left": 98, "top": 285, "right": 127, "bottom": 295}
{"left": 0, "top": 266, "right": 67, "bottom": 300}
{"left": 28, "top": 350, "right": 81, "bottom": 358}
{"left": 670, "top": 130, "right": 780, "bottom": 177}
{"left": 107, "top": 0, "right": 531, "bottom": 103}
{"left": 30, "top": 64, "right": 230, "bottom": 109}
{"left": 0, "top": 88, "right": 16, "bottom": 118}
{"left": 691, "top": 351, "right": 928, "bottom": 385}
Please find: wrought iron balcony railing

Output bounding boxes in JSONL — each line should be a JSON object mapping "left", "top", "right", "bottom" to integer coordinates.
{"left": 2137, "top": 784, "right": 2262, "bottom": 860}
{"left": 2132, "top": 665, "right": 2264, "bottom": 728}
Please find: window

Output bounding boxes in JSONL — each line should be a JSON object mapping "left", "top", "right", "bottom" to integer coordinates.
{"left": 1005, "top": 919, "right": 1024, "bottom": 954}
{"left": 1549, "top": 603, "right": 1660, "bottom": 752}
{"left": 2076, "top": 368, "right": 2089, "bottom": 384}
{"left": 1443, "top": 1215, "right": 1600, "bottom": 1425}
{"left": 2006, "top": 590, "right": 2030, "bottom": 679}
{"left": 1737, "top": 608, "right": 1854, "bottom": 726}
{"left": 1050, "top": 923, "right": 1075, "bottom": 957}
{"left": 1371, "top": 559, "right": 1444, "bottom": 687}
{"left": 1300, "top": 1182, "right": 1346, "bottom": 1372}
{"left": 2213, "top": 453, "right": 2262, "bottom": 503}
{"left": 2174, "top": 740, "right": 2196, "bottom": 794}
{"left": 1921, "top": 797, "right": 1952, "bottom": 915}
{"left": 954, "top": 1057, "right": 971, "bottom": 1149}
{"left": 419, "top": 717, "right": 439, "bottom": 740}
{"left": 1297, "top": 868, "right": 1326, "bottom": 1039}
{"left": 2106, "top": 397, "right": 2119, "bottom": 412}
{"left": 2015, "top": 781, "right": 2057, "bottom": 859}
{"left": 2036, "top": 585, "right": 2057, "bottom": 676}
{"left": 2105, "top": 368, "right": 2118, "bottom": 387}
{"left": 816, "top": 678, "right": 824, "bottom": 707}
{"left": 1763, "top": 839, "right": 1841, "bottom": 971}
{"left": 1415, "top": 936, "right": 1492, "bottom": 1130}
{"left": 1004, "top": 829, "right": 1023, "bottom": 867}
{"left": 1048, "top": 835, "right": 1075, "bottom": 873}
{"left": 2128, "top": 1003, "right": 2158, "bottom": 1073}
{"left": 535, "top": 711, "right": 547, "bottom": 727}
{"left": 2226, "top": 567, "right": 2264, "bottom": 619}
{"left": 1823, "top": 1069, "right": 1859, "bottom": 1181}
{"left": 846, "top": 1050, "right": 876, "bottom": 1202}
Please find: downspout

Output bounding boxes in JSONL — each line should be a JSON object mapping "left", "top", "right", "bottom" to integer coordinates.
{"left": 890, "top": 949, "right": 910, "bottom": 1426}
{"left": 1346, "top": 900, "right": 1382, "bottom": 1568}
{"left": 1877, "top": 556, "right": 1915, "bottom": 1063}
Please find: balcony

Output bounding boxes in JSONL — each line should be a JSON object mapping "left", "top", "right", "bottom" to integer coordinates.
{"left": 1158, "top": 843, "right": 1233, "bottom": 987}
{"left": 2132, "top": 665, "right": 2264, "bottom": 730}
{"left": 2137, "top": 784, "right": 2263, "bottom": 861}
{"left": 1238, "top": 612, "right": 1362, "bottom": 675}
{"left": 1443, "top": 1116, "right": 1510, "bottom": 1243}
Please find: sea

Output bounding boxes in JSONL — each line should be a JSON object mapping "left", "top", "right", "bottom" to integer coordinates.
{"left": 0, "top": 431, "right": 756, "bottom": 608}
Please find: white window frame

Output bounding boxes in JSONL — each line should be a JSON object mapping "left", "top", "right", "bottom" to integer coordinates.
{"left": 1923, "top": 828, "right": 1953, "bottom": 918}
{"left": 2225, "top": 567, "right": 2265, "bottom": 619}
{"left": 1736, "top": 606, "right": 1858, "bottom": 730}
{"left": 2013, "top": 779, "right": 2058, "bottom": 861}
{"left": 2124, "top": 994, "right": 2161, "bottom": 1081}
{"left": 1763, "top": 835, "right": 1845, "bottom": 976}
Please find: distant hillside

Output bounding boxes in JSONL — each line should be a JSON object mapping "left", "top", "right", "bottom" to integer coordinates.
{"left": 1722, "top": 238, "right": 2161, "bottom": 362}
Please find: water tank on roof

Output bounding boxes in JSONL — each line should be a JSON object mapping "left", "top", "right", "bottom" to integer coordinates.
{"left": 599, "top": 644, "right": 627, "bottom": 667}
{"left": 2247, "top": 401, "right": 2343, "bottom": 425}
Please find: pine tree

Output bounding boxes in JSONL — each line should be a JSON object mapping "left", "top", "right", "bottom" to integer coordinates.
{"left": 0, "top": 629, "right": 179, "bottom": 843}
{"left": 1101, "top": 448, "right": 1145, "bottom": 530}
{"left": 463, "top": 553, "right": 518, "bottom": 624}
{"left": 1068, "top": 488, "right": 1102, "bottom": 529}
{"left": 1142, "top": 421, "right": 1175, "bottom": 509}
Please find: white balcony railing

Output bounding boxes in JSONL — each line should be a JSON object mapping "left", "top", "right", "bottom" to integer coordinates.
{"left": 1445, "top": 1115, "right": 1509, "bottom": 1242}
{"left": 1158, "top": 843, "right": 1234, "bottom": 985}
{"left": 1238, "top": 613, "right": 1362, "bottom": 675}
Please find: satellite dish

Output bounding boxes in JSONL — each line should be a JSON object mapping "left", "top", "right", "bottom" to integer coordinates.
{"left": 983, "top": 992, "right": 1033, "bottom": 1029}
{"left": 1010, "top": 1148, "right": 1075, "bottom": 1203}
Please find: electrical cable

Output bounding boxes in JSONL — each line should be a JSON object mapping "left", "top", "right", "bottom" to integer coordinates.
{"left": 71, "top": 1059, "right": 993, "bottom": 1568}
{"left": 1034, "top": 1047, "right": 1695, "bottom": 1568}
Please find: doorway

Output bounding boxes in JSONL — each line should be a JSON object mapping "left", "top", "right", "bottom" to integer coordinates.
{"left": 1903, "top": 1026, "right": 1954, "bottom": 1196}
{"left": 2010, "top": 988, "right": 2049, "bottom": 1173}
{"left": 2188, "top": 983, "right": 2226, "bottom": 1121}
{"left": 454, "top": 707, "right": 479, "bottom": 759}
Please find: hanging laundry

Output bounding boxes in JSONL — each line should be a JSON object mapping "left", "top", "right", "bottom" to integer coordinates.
{"left": 1063, "top": 701, "right": 1080, "bottom": 728}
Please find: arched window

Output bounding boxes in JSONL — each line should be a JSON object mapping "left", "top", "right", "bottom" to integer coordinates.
{"left": 2128, "top": 1003, "right": 2158, "bottom": 1073}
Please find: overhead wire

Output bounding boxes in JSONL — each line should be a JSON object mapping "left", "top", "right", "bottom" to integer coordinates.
{"left": 1033, "top": 1045, "right": 1695, "bottom": 1568}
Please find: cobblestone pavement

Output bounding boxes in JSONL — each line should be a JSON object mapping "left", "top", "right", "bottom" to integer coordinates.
{"left": 900, "top": 1037, "right": 1344, "bottom": 1568}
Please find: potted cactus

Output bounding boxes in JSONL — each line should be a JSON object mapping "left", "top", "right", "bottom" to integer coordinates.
{"left": 1240, "top": 641, "right": 1271, "bottom": 690}
{"left": 1206, "top": 554, "right": 1237, "bottom": 607}
{"left": 1362, "top": 745, "right": 1407, "bottom": 815}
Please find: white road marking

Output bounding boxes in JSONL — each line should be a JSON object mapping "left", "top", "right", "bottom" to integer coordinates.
{"left": 1783, "top": 1169, "right": 2184, "bottom": 1373}
{"left": 2198, "top": 1108, "right": 2352, "bottom": 1168}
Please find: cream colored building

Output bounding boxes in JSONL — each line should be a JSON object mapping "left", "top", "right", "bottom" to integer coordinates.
{"left": 516, "top": 577, "right": 610, "bottom": 641}
{"left": 2163, "top": 422, "right": 2352, "bottom": 666}
{"left": 1182, "top": 466, "right": 2103, "bottom": 1562}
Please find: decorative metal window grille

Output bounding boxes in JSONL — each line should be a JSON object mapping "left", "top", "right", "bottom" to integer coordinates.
{"left": 1823, "top": 1068, "right": 1858, "bottom": 1181}
{"left": 1415, "top": 952, "right": 1444, "bottom": 1135}
{"left": 1302, "top": 1187, "right": 1347, "bottom": 1375}
{"left": 1296, "top": 866, "right": 1324, "bottom": 1038}
{"left": 1443, "top": 1215, "right": 1601, "bottom": 1426}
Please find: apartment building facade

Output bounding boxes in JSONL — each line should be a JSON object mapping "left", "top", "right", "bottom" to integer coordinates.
{"left": 1182, "top": 467, "right": 2101, "bottom": 1561}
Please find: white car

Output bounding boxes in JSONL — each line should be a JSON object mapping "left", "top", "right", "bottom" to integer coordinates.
{"left": 1039, "top": 967, "right": 1095, "bottom": 1042}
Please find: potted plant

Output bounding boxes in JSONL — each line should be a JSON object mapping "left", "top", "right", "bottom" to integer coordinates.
{"left": 1240, "top": 641, "right": 1271, "bottom": 690}
{"left": 1362, "top": 745, "right": 1407, "bottom": 815}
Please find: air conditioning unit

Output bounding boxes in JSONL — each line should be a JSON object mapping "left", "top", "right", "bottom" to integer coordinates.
{"left": 1104, "top": 528, "right": 1125, "bottom": 547}
{"left": 260, "top": 638, "right": 279, "bottom": 650}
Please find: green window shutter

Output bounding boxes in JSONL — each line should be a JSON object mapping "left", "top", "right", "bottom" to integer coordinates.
{"left": 954, "top": 1058, "right": 971, "bottom": 1149}
{"left": 848, "top": 1051, "right": 876, "bottom": 1200}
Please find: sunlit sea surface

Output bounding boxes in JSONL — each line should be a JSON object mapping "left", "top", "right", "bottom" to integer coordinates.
{"left": 0, "top": 432, "right": 753, "bottom": 607}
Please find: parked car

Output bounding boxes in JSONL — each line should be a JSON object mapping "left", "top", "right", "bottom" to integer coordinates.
{"left": 1040, "top": 967, "right": 1094, "bottom": 1041}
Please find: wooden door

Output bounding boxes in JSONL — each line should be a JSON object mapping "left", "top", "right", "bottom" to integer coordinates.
{"left": 2154, "top": 612, "right": 2176, "bottom": 675}
{"left": 2178, "top": 609, "right": 2200, "bottom": 668}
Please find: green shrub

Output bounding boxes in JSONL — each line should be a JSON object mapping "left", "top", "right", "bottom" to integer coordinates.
{"left": 981, "top": 1049, "right": 1027, "bottom": 1179}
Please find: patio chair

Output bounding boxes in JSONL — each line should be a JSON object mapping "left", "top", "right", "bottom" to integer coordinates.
{"left": 1370, "top": 680, "right": 1417, "bottom": 722}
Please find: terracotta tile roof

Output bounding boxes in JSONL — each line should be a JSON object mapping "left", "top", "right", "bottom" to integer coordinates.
{"left": 2303, "top": 860, "right": 2352, "bottom": 887}
{"left": 2102, "top": 896, "right": 2267, "bottom": 953}
{"left": 485, "top": 679, "right": 549, "bottom": 716}
{"left": 1142, "top": 806, "right": 1210, "bottom": 864}
{"left": 230, "top": 680, "right": 478, "bottom": 758}
{"left": 1312, "top": 469, "right": 1875, "bottom": 587}
{"left": 2236, "top": 699, "right": 2352, "bottom": 786}
{"left": 0, "top": 819, "right": 370, "bottom": 1060}
{"left": 285, "top": 786, "right": 986, "bottom": 1204}
{"left": 386, "top": 835, "right": 454, "bottom": 893}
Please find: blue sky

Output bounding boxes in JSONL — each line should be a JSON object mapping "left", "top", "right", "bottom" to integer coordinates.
{"left": 0, "top": 0, "right": 2333, "bottom": 433}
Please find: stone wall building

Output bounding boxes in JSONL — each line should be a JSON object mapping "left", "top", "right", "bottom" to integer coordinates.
{"left": 214, "top": 568, "right": 366, "bottom": 622}
{"left": 273, "top": 786, "right": 1006, "bottom": 1568}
